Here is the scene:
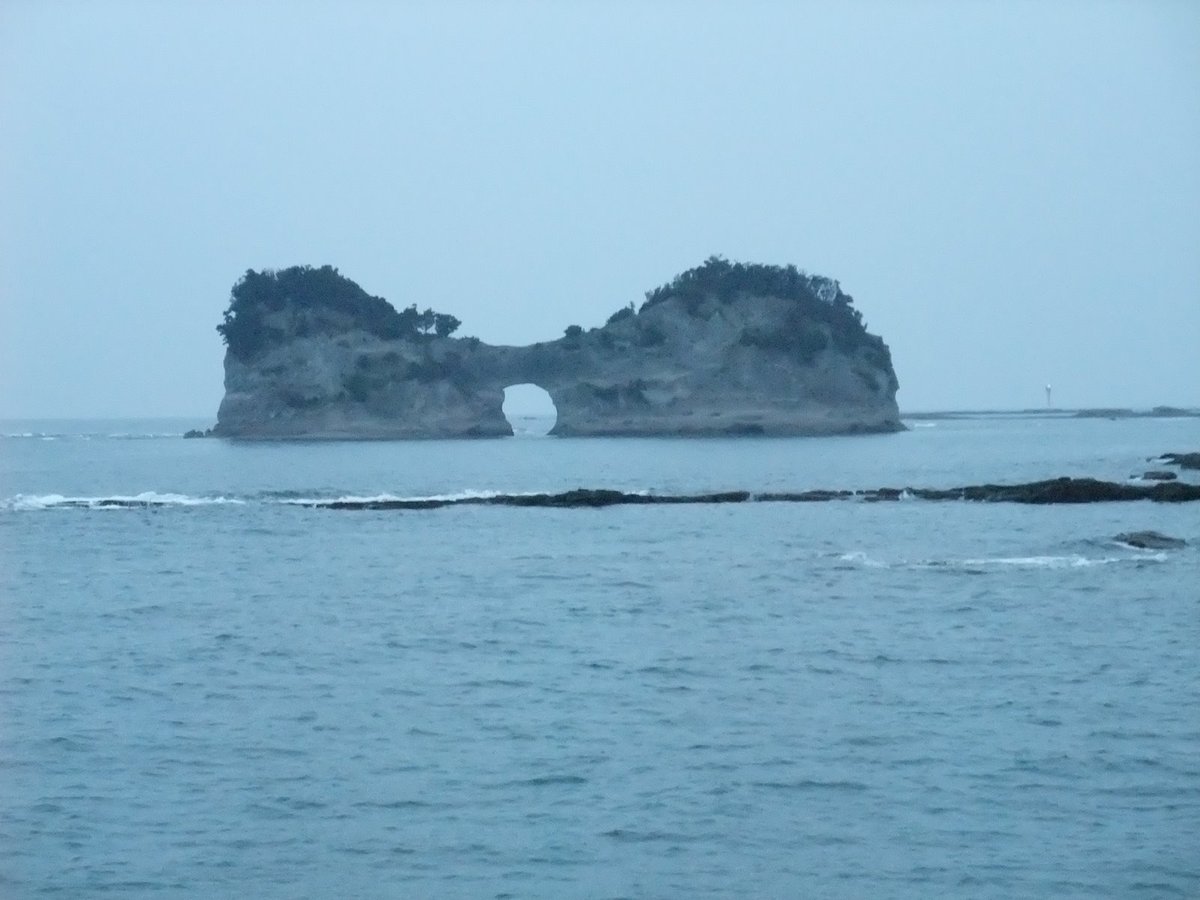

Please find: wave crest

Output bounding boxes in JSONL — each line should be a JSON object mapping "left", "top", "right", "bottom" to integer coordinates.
{"left": 4, "top": 492, "right": 246, "bottom": 511}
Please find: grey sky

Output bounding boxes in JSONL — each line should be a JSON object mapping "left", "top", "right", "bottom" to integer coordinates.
{"left": 2, "top": 0, "right": 1197, "bottom": 418}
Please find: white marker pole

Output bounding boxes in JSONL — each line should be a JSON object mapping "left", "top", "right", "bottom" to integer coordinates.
{"left": 1045, "top": 384, "right": 1052, "bottom": 409}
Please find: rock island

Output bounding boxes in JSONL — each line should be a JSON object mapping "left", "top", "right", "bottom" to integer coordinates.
{"left": 212, "top": 257, "right": 901, "bottom": 438}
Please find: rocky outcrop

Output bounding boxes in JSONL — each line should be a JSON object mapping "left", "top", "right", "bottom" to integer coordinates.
{"left": 298, "top": 478, "right": 1200, "bottom": 510}
{"left": 212, "top": 260, "right": 902, "bottom": 439}
{"left": 1114, "top": 531, "right": 1187, "bottom": 549}
{"left": 36, "top": 478, "right": 1200, "bottom": 510}
{"left": 1137, "top": 470, "right": 1177, "bottom": 481}
{"left": 1157, "top": 452, "right": 1200, "bottom": 471}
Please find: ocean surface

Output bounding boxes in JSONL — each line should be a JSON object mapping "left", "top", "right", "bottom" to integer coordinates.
{"left": 1, "top": 414, "right": 1198, "bottom": 898}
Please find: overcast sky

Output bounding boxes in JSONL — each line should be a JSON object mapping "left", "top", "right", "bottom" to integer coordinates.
{"left": 2, "top": 0, "right": 1197, "bottom": 418}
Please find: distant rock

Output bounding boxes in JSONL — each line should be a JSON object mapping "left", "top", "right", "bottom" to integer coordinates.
{"left": 1114, "top": 531, "right": 1187, "bottom": 550}
{"left": 906, "top": 477, "right": 1200, "bottom": 504}
{"left": 1076, "top": 408, "right": 1200, "bottom": 420}
{"left": 1074, "top": 408, "right": 1136, "bottom": 419}
{"left": 211, "top": 259, "right": 902, "bottom": 439}
{"left": 182, "top": 428, "right": 213, "bottom": 439}
{"left": 1158, "top": 452, "right": 1200, "bottom": 471}
{"left": 1137, "top": 470, "right": 1177, "bottom": 481}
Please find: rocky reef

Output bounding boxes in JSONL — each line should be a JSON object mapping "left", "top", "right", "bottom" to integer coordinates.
{"left": 47, "top": 477, "right": 1200, "bottom": 510}
{"left": 1157, "top": 452, "right": 1200, "bottom": 471}
{"left": 298, "top": 477, "right": 1200, "bottom": 510}
{"left": 212, "top": 258, "right": 901, "bottom": 439}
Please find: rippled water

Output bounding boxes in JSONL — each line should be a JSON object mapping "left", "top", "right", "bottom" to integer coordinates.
{"left": 1, "top": 416, "right": 1198, "bottom": 898}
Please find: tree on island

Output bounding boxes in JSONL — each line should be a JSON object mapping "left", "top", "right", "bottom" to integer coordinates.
{"left": 606, "top": 302, "right": 635, "bottom": 325}
{"left": 217, "top": 265, "right": 463, "bottom": 358}
{"left": 636, "top": 255, "right": 872, "bottom": 352}
{"left": 434, "top": 313, "right": 462, "bottom": 337}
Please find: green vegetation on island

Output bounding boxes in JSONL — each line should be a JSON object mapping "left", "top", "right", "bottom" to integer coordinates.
{"left": 640, "top": 256, "right": 864, "bottom": 325}
{"left": 217, "top": 265, "right": 461, "bottom": 359}
{"left": 211, "top": 256, "right": 903, "bottom": 438}
{"left": 626, "top": 256, "right": 885, "bottom": 364}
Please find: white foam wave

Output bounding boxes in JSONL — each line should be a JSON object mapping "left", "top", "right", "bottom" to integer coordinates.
{"left": 836, "top": 551, "right": 889, "bottom": 568}
{"left": 6, "top": 488, "right": 583, "bottom": 511}
{"left": 2, "top": 431, "right": 182, "bottom": 440}
{"left": 277, "top": 489, "right": 544, "bottom": 506}
{"left": 966, "top": 555, "right": 1116, "bottom": 568}
{"left": 106, "top": 433, "right": 184, "bottom": 439}
{"left": 916, "top": 553, "right": 1166, "bottom": 570}
{"left": 831, "top": 550, "right": 1170, "bottom": 572}
{"left": 5, "top": 492, "right": 246, "bottom": 511}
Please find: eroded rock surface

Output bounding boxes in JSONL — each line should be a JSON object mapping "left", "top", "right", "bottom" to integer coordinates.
{"left": 212, "top": 260, "right": 902, "bottom": 439}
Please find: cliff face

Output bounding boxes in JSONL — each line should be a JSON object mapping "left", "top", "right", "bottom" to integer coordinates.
{"left": 213, "top": 262, "right": 901, "bottom": 439}
{"left": 216, "top": 331, "right": 511, "bottom": 439}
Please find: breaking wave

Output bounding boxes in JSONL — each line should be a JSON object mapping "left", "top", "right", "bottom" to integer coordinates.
{"left": 829, "top": 550, "right": 1171, "bottom": 571}
{"left": 2, "top": 489, "right": 550, "bottom": 511}
{"left": 835, "top": 551, "right": 889, "bottom": 569}
{"left": 4, "top": 478, "right": 1199, "bottom": 512}
{"left": 275, "top": 489, "right": 544, "bottom": 506}
{"left": 4, "top": 492, "right": 246, "bottom": 511}
{"left": 2, "top": 432, "right": 184, "bottom": 440}
{"left": 914, "top": 554, "right": 1166, "bottom": 570}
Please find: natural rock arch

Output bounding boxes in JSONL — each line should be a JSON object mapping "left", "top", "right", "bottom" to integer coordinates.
{"left": 501, "top": 384, "right": 557, "bottom": 436}
{"left": 212, "top": 259, "right": 902, "bottom": 439}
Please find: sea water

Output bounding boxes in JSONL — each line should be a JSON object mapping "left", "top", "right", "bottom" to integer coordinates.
{"left": 1, "top": 416, "right": 1198, "bottom": 898}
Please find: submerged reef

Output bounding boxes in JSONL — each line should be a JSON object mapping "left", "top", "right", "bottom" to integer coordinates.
{"left": 212, "top": 258, "right": 901, "bottom": 438}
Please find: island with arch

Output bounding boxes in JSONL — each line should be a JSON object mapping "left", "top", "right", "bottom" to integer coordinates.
{"left": 210, "top": 258, "right": 902, "bottom": 438}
